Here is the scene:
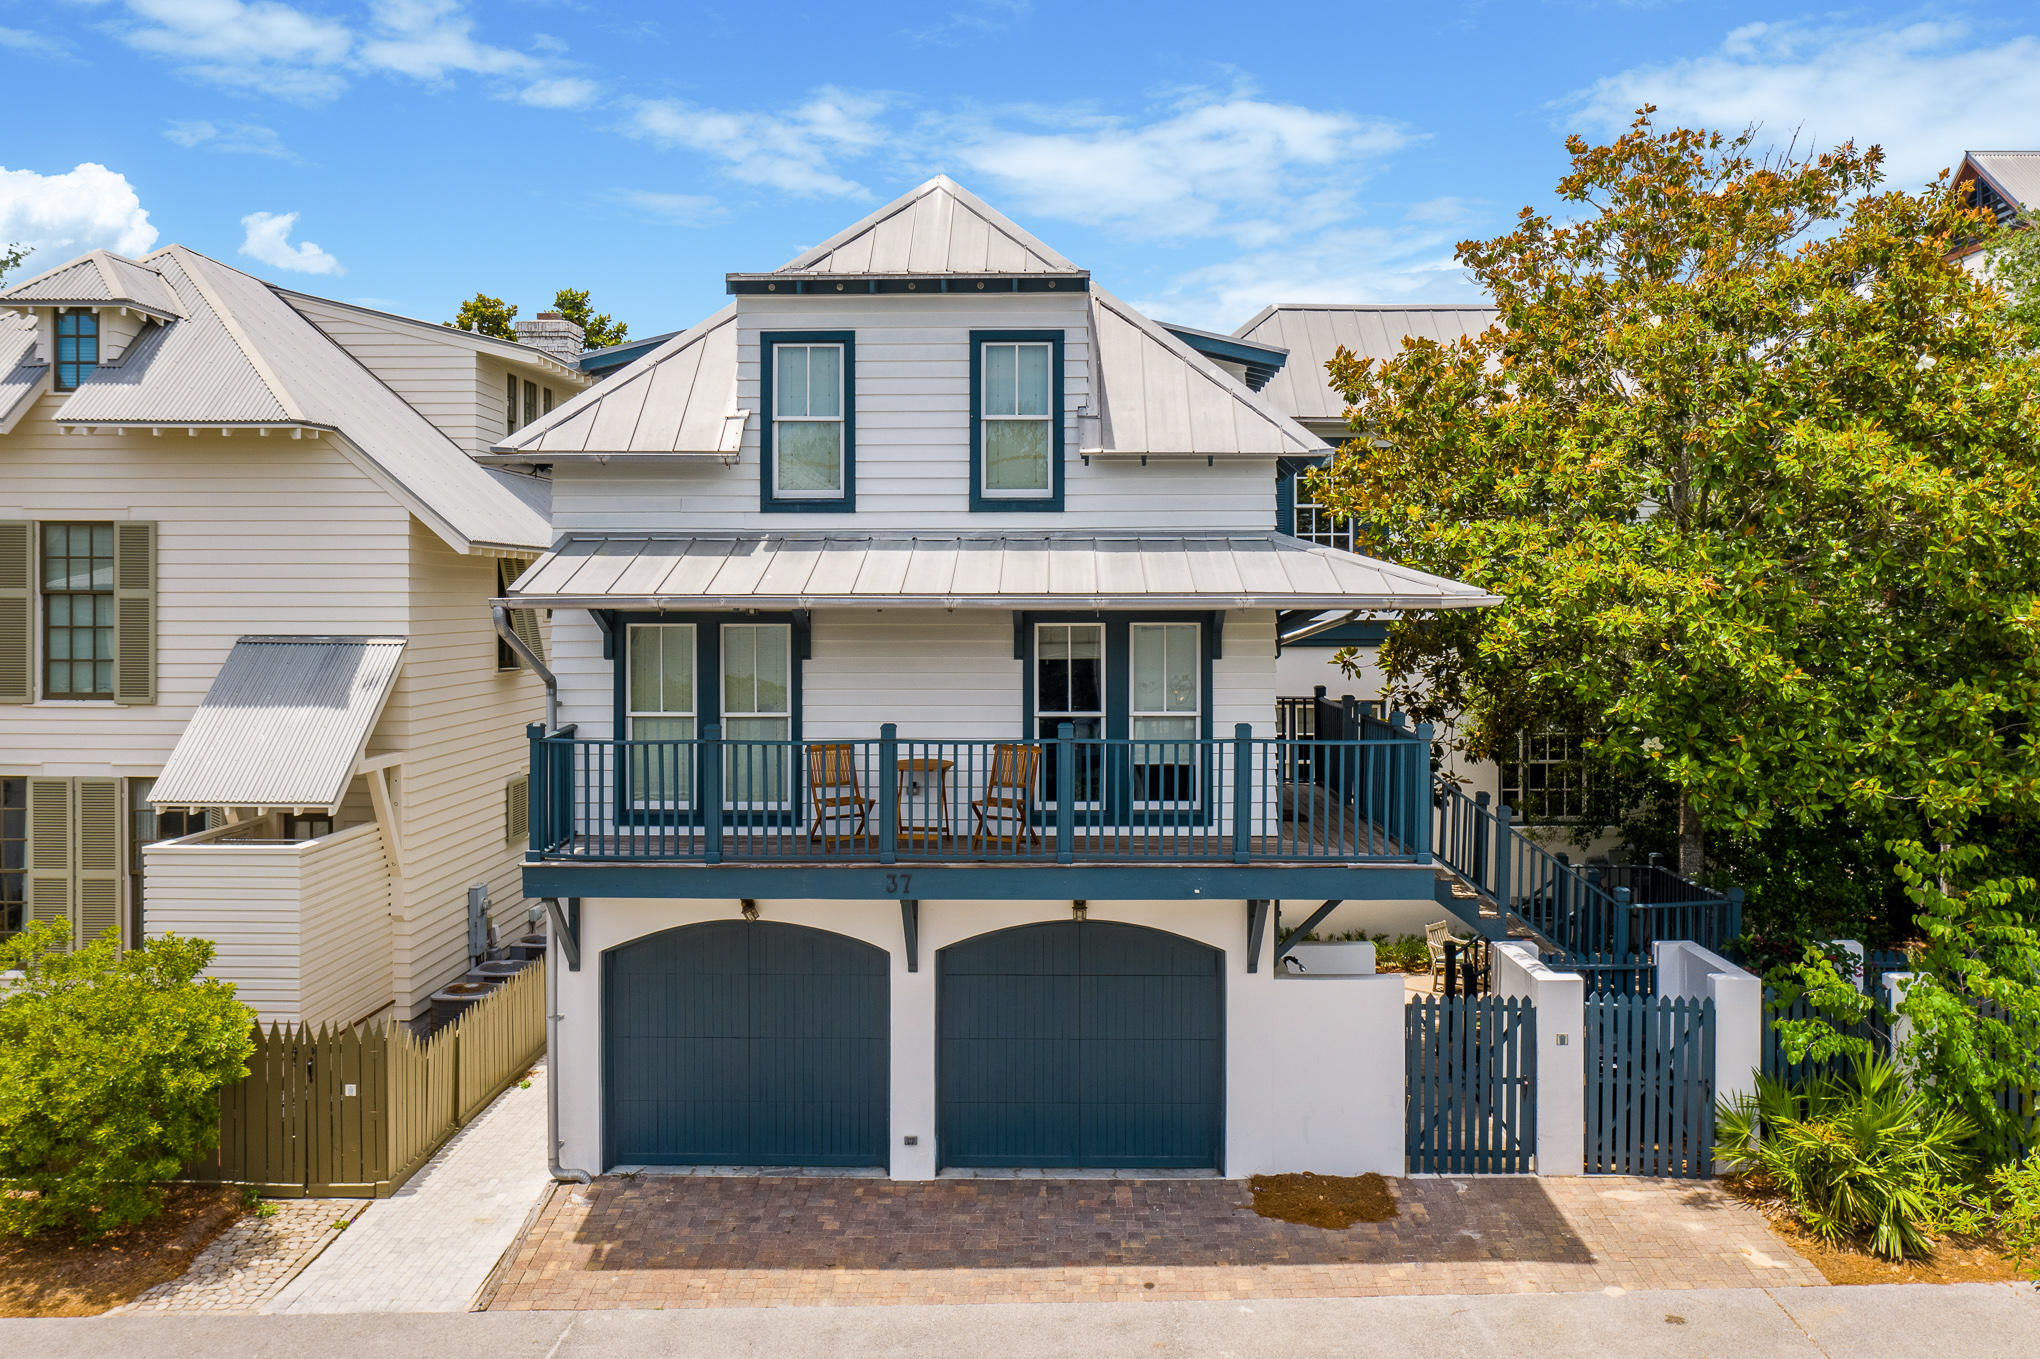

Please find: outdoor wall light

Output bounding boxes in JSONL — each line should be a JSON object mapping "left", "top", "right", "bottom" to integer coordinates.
{"left": 1072, "top": 900, "right": 1088, "bottom": 920}
{"left": 741, "top": 899, "right": 759, "bottom": 920}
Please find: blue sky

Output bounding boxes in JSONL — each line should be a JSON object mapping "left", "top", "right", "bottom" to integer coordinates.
{"left": 4, "top": 2, "right": 2039, "bottom": 338}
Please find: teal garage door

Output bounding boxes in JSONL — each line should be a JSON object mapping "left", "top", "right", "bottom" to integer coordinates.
{"left": 937, "top": 920, "right": 1223, "bottom": 1169}
{"left": 603, "top": 920, "right": 889, "bottom": 1168}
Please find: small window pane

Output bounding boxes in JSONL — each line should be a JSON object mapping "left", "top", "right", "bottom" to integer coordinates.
{"left": 776, "top": 346, "right": 810, "bottom": 418}
{"left": 776, "top": 422, "right": 842, "bottom": 493}
{"left": 1015, "top": 344, "right": 1050, "bottom": 416}
{"left": 752, "top": 627, "right": 789, "bottom": 713}
{"left": 806, "top": 346, "right": 841, "bottom": 418}
{"left": 722, "top": 625, "right": 756, "bottom": 714}
{"left": 984, "top": 420, "right": 1051, "bottom": 492}
{"left": 659, "top": 627, "right": 695, "bottom": 712}
{"left": 985, "top": 344, "right": 1016, "bottom": 415}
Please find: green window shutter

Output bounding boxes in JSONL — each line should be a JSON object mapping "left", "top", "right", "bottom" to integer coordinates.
{"left": 26, "top": 777, "right": 74, "bottom": 941}
{"left": 498, "top": 558, "right": 546, "bottom": 667}
{"left": 506, "top": 773, "right": 529, "bottom": 842}
{"left": 112, "top": 521, "right": 156, "bottom": 706}
{"left": 0, "top": 521, "right": 29, "bottom": 704}
{"left": 73, "top": 778, "right": 122, "bottom": 947}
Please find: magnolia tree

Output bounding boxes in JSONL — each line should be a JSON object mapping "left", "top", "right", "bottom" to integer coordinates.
{"left": 1314, "top": 109, "right": 2040, "bottom": 951}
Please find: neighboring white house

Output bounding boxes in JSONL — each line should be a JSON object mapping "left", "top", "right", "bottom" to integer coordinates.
{"left": 492, "top": 177, "right": 1500, "bottom": 1180}
{"left": 0, "top": 245, "right": 593, "bottom": 1026}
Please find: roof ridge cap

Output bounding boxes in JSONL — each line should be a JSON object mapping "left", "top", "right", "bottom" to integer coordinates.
{"left": 160, "top": 246, "right": 308, "bottom": 422}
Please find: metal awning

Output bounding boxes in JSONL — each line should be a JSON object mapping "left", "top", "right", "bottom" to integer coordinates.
{"left": 150, "top": 637, "right": 407, "bottom": 812}
{"left": 501, "top": 532, "right": 1500, "bottom": 612}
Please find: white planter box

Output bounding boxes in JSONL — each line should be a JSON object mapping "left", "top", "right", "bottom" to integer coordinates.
{"left": 1280, "top": 940, "right": 1377, "bottom": 976}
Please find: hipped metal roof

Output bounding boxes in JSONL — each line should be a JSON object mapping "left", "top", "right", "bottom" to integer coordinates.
{"left": 0, "top": 311, "right": 43, "bottom": 434}
{"left": 150, "top": 637, "right": 407, "bottom": 812}
{"left": 503, "top": 532, "right": 1499, "bottom": 612}
{"left": 0, "top": 246, "right": 550, "bottom": 554}
{"left": 0, "top": 249, "right": 185, "bottom": 320}
{"left": 1234, "top": 304, "right": 1500, "bottom": 426}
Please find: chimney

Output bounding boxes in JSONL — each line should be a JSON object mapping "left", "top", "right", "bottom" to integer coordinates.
{"left": 514, "top": 310, "right": 584, "bottom": 366}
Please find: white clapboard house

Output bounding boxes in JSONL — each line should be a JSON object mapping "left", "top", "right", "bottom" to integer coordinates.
{"left": 491, "top": 177, "right": 1511, "bottom": 1179}
{"left": 0, "top": 245, "right": 591, "bottom": 1026}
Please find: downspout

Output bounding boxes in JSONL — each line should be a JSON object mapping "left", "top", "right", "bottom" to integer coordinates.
{"left": 543, "top": 908, "right": 593, "bottom": 1185}
{"left": 491, "top": 604, "right": 557, "bottom": 730}
{"left": 494, "top": 598, "right": 584, "bottom": 1182}
{"left": 1277, "top": 609, "right": 1363, "bottom": 647}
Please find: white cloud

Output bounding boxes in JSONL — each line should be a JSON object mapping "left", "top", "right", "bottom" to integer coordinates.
{"left": 905, "top": 0, "right": 1030, "bottom": 46}
{"left": 238, "top": 210, "right": 344, "bottom": 275}
{"left": 164, "top": 120, "right": 299, "bottom": 160}
{"left": 1564, "top": 21, "right": 2040, "bottom": 188}
{"left": 950, "top": 92, "right": 1413, "bottom": 245}
{"left": 1133, "top": 219, "right": 1479, "bottom": 332}
{"left": 0, "top": 164, "right": 158, "bottom": 267}
{"left": 518, "top": 76, "right": 597, "bottom": 110}
{"left": 615, "top": 190, "right": 728, "bottom": 226}
{"left": 90, "top": 0, "right": 551, "bottom": 101}
{"left": 356, "top": 0, "right": 534, "bottom": 80}
{"left": 628, "top": 89, "right": 889, "bottom": 198}
{"left": 0, "top": 25, "right": 68, "bottom": 55}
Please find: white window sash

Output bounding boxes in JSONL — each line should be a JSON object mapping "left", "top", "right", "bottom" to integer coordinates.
{"left": 773, "top": 343, "right": 846, "bottom": 499}
{"left": 1129, "top": 623, "right": 1201, "bottom": 807}
{"left": 981, "top": 341, "right": 1054, "bottom": 499}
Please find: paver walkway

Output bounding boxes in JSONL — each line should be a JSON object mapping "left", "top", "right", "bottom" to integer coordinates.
{"left": 116, "top": 1200, "right": 370, "bottom": 1314}
{"left": 267, "top": 1065, "right": 551, "bottom": 1314}
{"left": 486, "top": 1172, "right": 1823, "bottom": 1309}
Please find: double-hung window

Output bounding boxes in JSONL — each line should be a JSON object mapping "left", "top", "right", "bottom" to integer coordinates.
{"left": 721, "top": 624, "right": 792, "bottom": 804}
{"left": 1501, "top": 729, "right": 1587, "bottom": 824}
{"left": 1130, "top": 622, "right": 1201, "bottom": 804}
{"left": 762, "top": 333, "right": 853, "bottom": 508}
{"left": 972, "top": 332, "right": 1062, "bottom": 509}
{"left": 627, "top": 623, "right": 697, "bottom": 802}
{"left": 55, "top": 311, "right": 99, "bottom": 392}
{"left": 42, "top": 523, "right": 115, "bottom": 699}
{"left": 1034, "top": 622, "right": 1104, "bottom": 805}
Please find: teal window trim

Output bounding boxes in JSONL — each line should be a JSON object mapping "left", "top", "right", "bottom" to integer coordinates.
{"left": 54, "top": 310, "right": 99, "bottom": 392}
{"left": 610, "top": 611, "right": 808, "bottom": 826}
{"left": 969, "top": 329, "right": 1064, "bottom": 512}
{"left": 760, "top": 331, "right": 856, "bottom": 513}
{"left": 1017, "top": 611, "right": 1216, "bottom": 827}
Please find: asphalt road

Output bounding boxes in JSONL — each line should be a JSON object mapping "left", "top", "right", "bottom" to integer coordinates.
{"left": 3, "top": 1284, "right": 2037, "bottom": 1358}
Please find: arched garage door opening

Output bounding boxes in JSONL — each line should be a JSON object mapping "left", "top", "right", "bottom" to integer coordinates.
{"left": 604, "top": 920, "right": 889, "bottom": 1169}
{"left": 938, "top": 920, "right": 1223, "bottom": 1170}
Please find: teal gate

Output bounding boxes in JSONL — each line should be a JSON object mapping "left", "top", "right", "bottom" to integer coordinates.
{"left": 1584, "top": 994, "right": 1715, "bottom": 1177}
{"left": 1405, "top": 994, "right": 1536, "bottom": 1173}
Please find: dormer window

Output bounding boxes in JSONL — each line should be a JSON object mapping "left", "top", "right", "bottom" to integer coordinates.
{"left": 54, "top": 310, "right": 99, "bottom": 392}
{"left": 760, "top": 332, "right": 856, "bottom": 511}
{"left": 971, "top": 330, "right": 1063, "bottom": 510}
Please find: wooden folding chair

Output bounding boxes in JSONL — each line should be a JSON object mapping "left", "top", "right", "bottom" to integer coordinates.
{"left": 807, "top": 743, "right": 873, "bottom": 847}
{"left": 971, "top": 742, "right": 1043, "bottom": 850}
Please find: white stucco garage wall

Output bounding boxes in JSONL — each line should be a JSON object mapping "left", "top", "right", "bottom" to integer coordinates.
{"left": 549, "top": 897, "right": 1405, "bottom": 1180}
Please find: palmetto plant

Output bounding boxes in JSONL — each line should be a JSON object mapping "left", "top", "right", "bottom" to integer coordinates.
{"left": 1716, "top": 1055, "right": 1977, "bottom": 1261}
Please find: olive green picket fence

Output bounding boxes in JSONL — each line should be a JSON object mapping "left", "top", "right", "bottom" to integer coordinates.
{"left": 185, "top": 961, "right": 547, "bottom": 1198}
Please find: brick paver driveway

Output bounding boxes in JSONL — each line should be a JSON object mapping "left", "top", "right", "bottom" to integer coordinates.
{"left": 485, "top": 1174, "right": 1822, "bottom": 1310}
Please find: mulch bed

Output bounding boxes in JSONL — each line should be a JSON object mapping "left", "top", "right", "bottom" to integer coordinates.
{"left": 0, "top": 1185, "right": 246, "bottom": 1317}
{"left": 1247, "top": 1172, "right": 1399, "bottom": 1230}
{"left": 1718, "top": 1173, "right": 2029, "bottom": 1287}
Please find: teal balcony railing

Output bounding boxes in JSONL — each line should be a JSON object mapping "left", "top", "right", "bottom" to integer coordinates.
{"left": 525, "top": 720, "right": 1434, "bottom": 866}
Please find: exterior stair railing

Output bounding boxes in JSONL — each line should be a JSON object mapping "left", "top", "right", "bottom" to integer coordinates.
{"left": 1431, "top": 775, "right": 1742, "bottom": 972}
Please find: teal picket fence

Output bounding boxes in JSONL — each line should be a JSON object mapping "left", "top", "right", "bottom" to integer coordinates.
{"left": 1405, "top": 993, "right": 1537, "bottom": 1173}
{"left": 1584, "top": 994, "right": 1716, "bottom": 1178}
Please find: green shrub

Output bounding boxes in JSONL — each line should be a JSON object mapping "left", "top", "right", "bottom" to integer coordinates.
{"left": 1993, "top": 1153, "right": 2040, "bottom": 1279}
{"left": 1374, "top": 934, "right": 1431, "bottom": 973}
{"left": 1715, "top": 1054, "right": 1977, "bottom": 1261}
{"left": 0, "top": 921, "right": 255, "bottom": 1239}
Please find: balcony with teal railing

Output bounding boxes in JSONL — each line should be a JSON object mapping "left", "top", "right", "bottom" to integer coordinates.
{"left": 524, "top": 716, "right": 1435, "bottom": 869}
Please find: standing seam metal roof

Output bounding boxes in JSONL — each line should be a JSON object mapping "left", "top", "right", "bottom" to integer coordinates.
{"left": 148, "top": 637, "right": 407, "bottom": 811}
{"left": 765, "top": 176, "right": 1080, "bottom": 277}
{"left": 1964, "top": 152, "right": 2040, "bottom": 215}
{"left": 505, "top": 532, "right": 1499, "bottom": 611}
{"left": 1234, "top": 304, "right": 1499, "bottom": 426}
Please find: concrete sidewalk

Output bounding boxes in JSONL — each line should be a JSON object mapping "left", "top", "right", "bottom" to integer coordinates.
{"left": 263, "top": 1065, "right": 551, "bottom": 1313}
{"left": 6, "top": 1283, "right": 2036, "bottom": 1359}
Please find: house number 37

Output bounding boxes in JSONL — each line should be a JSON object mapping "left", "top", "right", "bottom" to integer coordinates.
{"left": 884, "top": 873, "right": 912, "bottom": 895}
